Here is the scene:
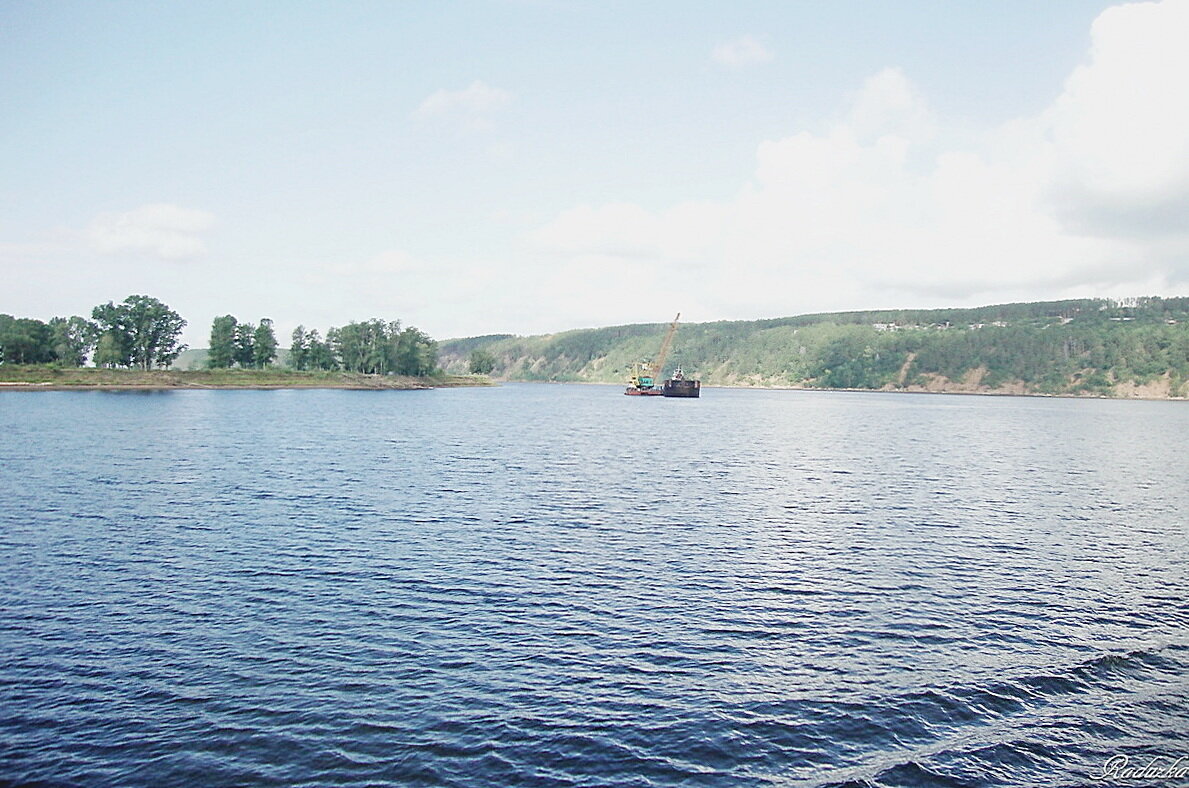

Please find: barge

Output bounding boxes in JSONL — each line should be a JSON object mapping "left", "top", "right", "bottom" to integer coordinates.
{"left": 662, "top": 367, "right": 700, "bottom": 398}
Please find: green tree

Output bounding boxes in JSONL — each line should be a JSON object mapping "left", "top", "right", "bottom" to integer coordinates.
{"left": 232, "top": 322, "right": 255, "bottom": 368}
{"left": 327, "top": 319, "right": 420, "bottom": 374}
{"left": 331, "top": 322, "right": 368, "bottom": 372}
{"left": 91, "top": 295, "right": 187, "bottom": 369}
{"left": 0, "top": 315, "right": 55, "bottom": 364}
{"left": 253, "top": 318, "right": 277, "bottom": 368}
{"left": 93, "top": 332, "right": 125, "bottom": 368}
{"left": 321, "top": 318, "right": 437, "bottom": 375}
{"left": 469, "top": 348, "right": 496, "bottom": 375}
{"left": 329, "top": 320, "right": 377, "bottom": 373}
{"left": 395, "top": 326, "right": 437, "bottom": 376}
{"left": 48, "top": 316, "right": 98, "bottom": 367}
{"left": 305, "top": 329, "right": 337, "bottom": 370}
{"left": 207, "top": 315, "right": 237, "bottom": 369}
{"left": 289, "top": 325, "right": 309, "bottom": 370}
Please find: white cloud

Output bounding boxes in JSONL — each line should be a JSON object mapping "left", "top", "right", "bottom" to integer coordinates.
{"left": 711, "top": 35, "right": 774, "bottom": 68}
{"left": 1046, "top": 0, "right": 1189, "bottom": 239}
{"left": 847, "top": 67, "right": 935, "bottom": 145}
{"left": 412, "top": 80, "right": 513, "bottom": 122}
{"left": 326, "top": 249, "right": 439, "bottom": 294}
{"left": 87, "top": 203, "right": 215, "bottom": 260}
{"left": 529, "top": 0, "right": 1189, "bottom": 322}
{"left": 529, "top": 201, "right": 722, "bottom": 262}
{"left": 296, "top": 249, "right": 506, "bottom": 338}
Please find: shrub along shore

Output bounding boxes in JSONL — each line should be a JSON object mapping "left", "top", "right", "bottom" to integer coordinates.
{"left": 0, "top": 366, "right": 490, "bottom": 390}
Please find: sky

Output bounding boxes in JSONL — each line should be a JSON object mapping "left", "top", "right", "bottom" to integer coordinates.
{"left": 2, "top": 0, "right": 1188, "bottom": 348}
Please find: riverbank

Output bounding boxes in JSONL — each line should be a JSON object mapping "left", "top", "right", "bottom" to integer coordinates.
{"left": 0, "top": 366, "right": 492, "bottom": 390}
{"left": 494, "top": 377, "right": 1187, "bottom": 401}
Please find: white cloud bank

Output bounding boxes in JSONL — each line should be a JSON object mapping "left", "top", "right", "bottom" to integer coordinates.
{"left": 87, "top": 203, "right": 215, "bottom": 260}
{"left": 711, "top": 35, "right": 774, "bottom": 68}
{"left": 412, "top": 80, "right": 512, "bottom": 122}
{"left": 531, "top": 0, "right": 1189, "bottom": 323}
{"left": 1046, "top": 0, "right": 1189, "bottom": 238}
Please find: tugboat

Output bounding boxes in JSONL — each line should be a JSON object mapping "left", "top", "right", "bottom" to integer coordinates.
{"left": 662, "top": 366, "right": 700, "bottom": 398}
{"left": 624, "top": 361, "right": 664, "bottom": 396}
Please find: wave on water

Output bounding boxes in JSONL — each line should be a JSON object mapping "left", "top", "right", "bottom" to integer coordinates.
{"left": 1, "top": 387, "right": 1187, "bottom": 786}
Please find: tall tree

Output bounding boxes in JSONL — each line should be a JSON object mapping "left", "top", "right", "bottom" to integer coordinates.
{"left": 48, "top": 316, "right": 98, "bottom": 367}
{"left": 306, "top": 329, "right": 337, "bottom": 370}
{"left": 331, "top": 323, "right": 365, "bottom": 372}
{"left": 0, "top": 316, "right": 55, "bottom": 364}
{"left": 289, "top": 325, "right": 309, "bottom": 370}
{"left": 91, "top": 295, "right": 186, "bottom": 369}
{"left": 0, "top": 314, "right": 10, "bottom": 363}
{"left": 396, "top": 326, "right": 437, "bottom": 376}
{"left": 207, "top": 315, "right": 237, "bottom": 369}
{"left": 90, "top": 302, "right": 131, "bottom": 367}
{"left": 93, "top": 333, "right": 125, "bottom": 368}
{"left": 208, "top": 313, "right": 237, "bottom": 370}
{"left": 253, "top": 318, "right": 277, "bottom": 368}
{"left": 232, "top": 322, "right": 255, "bottom": 368}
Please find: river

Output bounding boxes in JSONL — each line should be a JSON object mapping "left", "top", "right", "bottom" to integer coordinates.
{"left": 1, "top": 384, "right": 1186, "bottom": 786}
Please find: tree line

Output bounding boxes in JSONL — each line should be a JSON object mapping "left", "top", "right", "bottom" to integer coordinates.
{"left": 1, "top": 295, "right": 440, "bottom": 377}
{"left": 0, "top": 295, "right": 186, "bottom": 369}
{"left": 288, "top": 319, "right": 437, "bottom": 376}
{"left": 206, "top": 316, "right": 278, "bottom": 369}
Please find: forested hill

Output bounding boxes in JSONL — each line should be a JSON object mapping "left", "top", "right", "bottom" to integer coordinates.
{"left": 439, "top": 297, "right": 1189, "bottom": 398}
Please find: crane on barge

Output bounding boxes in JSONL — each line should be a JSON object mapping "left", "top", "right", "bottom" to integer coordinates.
{"left": 624, "top": 313, "right": 698, "bottom": 397}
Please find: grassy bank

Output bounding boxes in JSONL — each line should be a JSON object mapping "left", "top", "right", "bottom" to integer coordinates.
{"left": 0, "top": 366, "right": 492, "bottom": 390}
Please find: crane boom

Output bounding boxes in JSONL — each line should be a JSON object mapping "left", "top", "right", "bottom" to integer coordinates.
{"left": 649, "top": 313, "right": 680, "bottom": 383}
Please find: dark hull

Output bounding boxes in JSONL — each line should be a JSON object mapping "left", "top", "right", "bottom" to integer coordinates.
{"left": 662, "top": 379, "right": 700, "bottom": 398}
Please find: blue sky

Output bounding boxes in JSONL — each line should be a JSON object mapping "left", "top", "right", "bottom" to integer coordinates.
{"left": 3, "top": 0, "right": 1186, "bottom": 347}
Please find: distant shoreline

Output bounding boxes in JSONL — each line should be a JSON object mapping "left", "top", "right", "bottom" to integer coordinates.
{"left": 701, "top": 381, "right": 1186, "bottom": 401}
{"left": 2, "top": 372, "right": 1182, "bottom": 400}
{"left": 493, "top": 379, "right": 1188, "bottom": 402}
{"left": 746, "top": 385, "right": 1186, "bottom": 402}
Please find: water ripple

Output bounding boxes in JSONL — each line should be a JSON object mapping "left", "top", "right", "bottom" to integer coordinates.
{"left": 1, "top": 386, "right": 1187, "bottom": 786}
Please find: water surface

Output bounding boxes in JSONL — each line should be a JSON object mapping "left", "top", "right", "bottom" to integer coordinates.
{"left": 2, "top": 385, "right": 1187, "bottom": 786}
